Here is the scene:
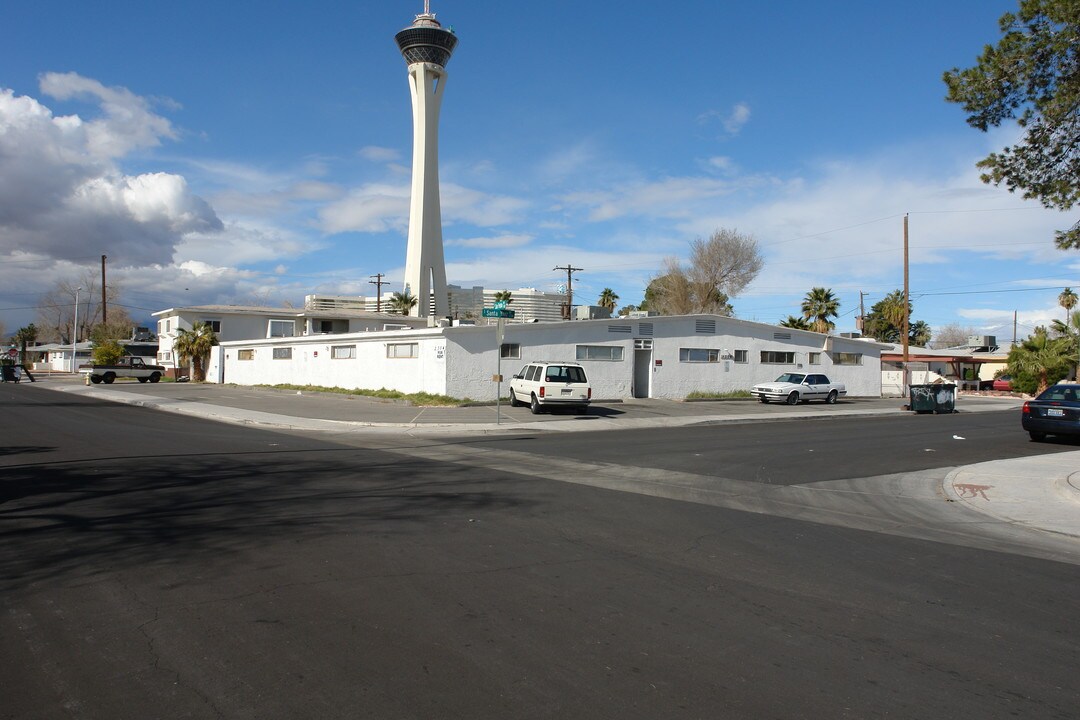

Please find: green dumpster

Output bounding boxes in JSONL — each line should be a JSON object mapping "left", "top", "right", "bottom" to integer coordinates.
{"left": 932, "top": 383, "right": 956, "bottom": 414}
{"left": 909, "top": 384, "right": 936, "bottom": 413}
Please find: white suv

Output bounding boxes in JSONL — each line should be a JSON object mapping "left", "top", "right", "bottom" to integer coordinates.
{"left": 509, "top": 361, "right": 591, "bottom": 414}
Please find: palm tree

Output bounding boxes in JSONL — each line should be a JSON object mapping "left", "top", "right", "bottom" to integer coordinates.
{"left": 388, "top": 290, "right": 418, "bottom": 316}
{"left": 1007, "top": 329, "right": 1075, "bottom": 395}
{"left": 597, "top": 288, "right": 619, "bottom": 312}
{"left": 1051, "top": 308, "right": 1080, "bottom": 380}
{"left": 15, "top": 323, "right": 38, "bottom": 366}
{"left": 492, "top": 290, "right": 514, "bottom": 306}
{"left": 1059, "top": 287, "right": 1077, "bottom": 323}
{"left": 909, "top": 320, "right": 932, "bottom": 347}
{"left": 173, "top": 322, "right": 219, "bottom": 382}
{"left": 779, "top": 315, "right": 811, "bottom": 330}
{"left": 800, "top": 287, "right": 840, "bottom": 334}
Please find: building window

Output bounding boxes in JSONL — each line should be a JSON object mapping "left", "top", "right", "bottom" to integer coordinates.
{"left": 200, "top": 319, "right": 222, "bottom": 333}
{"left": 500, "top": 343, "right": 520, "bottom": 359}
{"left": 576, "top": 345, "right": 624, "bottom": 361}
{"left": 238, "top": 349, "right": 255, "bottom": 361}
{"left": 157, "top": 351, "right": 172, "bottom": 363}
{"left": 634, "top": 338, "right": 653, "bottom": 350}
{"left": 734, "top": 350, "right": 748, "bottom": 363}
{"left": 387, "top": 343, "right": 418, "bottom": 358}
{"left": 273, "top": 347, "right": 293, "bottom": 360}
{"left": 834, "top": 352, "right": 863, "bottom": 365}
{"left": 268, "top": 319, "right": 295, "bottom": 338}
{"left": 332, "top": 345, "right": 356, "bottom": 359}
{"left": 761, "top": 351, "right": 795, "bottom": 364}
{"left": 679, "top": 348, "right": 720, "bottom": 363}
{"left": 808, "top": 352, "right": 821, "bottom": 365}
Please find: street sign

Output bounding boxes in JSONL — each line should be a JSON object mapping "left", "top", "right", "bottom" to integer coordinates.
{"left": 492, "top": 300, "right": 508, "bottom": 310}
{"left": 482, "top": 308, "right": 515, "bottom": 319}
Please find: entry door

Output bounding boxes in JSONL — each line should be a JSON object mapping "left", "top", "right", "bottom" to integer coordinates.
{"left": 633, "top": 339, "right": 653, "bottom": 398}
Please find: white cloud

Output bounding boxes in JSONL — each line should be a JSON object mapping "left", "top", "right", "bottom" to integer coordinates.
{"left": 359, "top": 145, "right": 400, "bottom": 163}
{"left": 39, "top": 72, "right": 178, "bottom": 158}
{"left": 698, "top": 102, "right": 752, "bottom": 136}
{"left": 318, "top": 183, "right": 411, "bottom": 233}
{"left": 446, "top": 234, "right": 533, "bottom": 249}
{"left": 0, "top": 80, "right": 222, "bottom": 267}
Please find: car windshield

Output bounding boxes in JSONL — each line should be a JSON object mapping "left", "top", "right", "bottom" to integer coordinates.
{"left": 775, "top": 373, "right": 805, "bottom": 384}
{"left": 545, "top": 366, "right": 587, "bottom": 383}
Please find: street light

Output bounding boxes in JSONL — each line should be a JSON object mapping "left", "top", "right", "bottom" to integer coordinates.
{"left": 71, "top": 286, "right": 83, "bottom": 373}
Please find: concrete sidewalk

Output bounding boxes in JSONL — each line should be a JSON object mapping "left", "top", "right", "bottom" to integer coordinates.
{"left": 27, "top": 376, "right": 1080, "bottom": 539}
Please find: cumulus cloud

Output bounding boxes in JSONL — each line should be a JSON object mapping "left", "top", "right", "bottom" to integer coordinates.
{"left": 0, "top": 78, "right": 222, "bottom": 267}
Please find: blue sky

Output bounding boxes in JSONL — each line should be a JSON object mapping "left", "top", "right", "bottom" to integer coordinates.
{"left": 2, "top": 0, "right": 1077, "bottom": 343}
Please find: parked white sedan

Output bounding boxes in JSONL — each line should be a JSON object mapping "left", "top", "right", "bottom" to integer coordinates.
{"left": 752, "top": 373, "right": 847, "bottom": 405}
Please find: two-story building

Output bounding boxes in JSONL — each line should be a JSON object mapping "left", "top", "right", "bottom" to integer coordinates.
{"left": 151, "top": 305, "right": 429, "bottom": 379}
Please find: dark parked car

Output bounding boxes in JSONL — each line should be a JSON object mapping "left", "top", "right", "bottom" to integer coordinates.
{"left": 1022, "top": 383, "right": 1080, "bottom": 441}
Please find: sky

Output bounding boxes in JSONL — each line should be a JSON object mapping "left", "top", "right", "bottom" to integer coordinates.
{"left": 2, "top": 0, "right": 1077, "bottom": 344}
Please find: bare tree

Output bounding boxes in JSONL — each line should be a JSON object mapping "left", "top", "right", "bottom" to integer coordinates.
{"left": 648, "top": 229, "right": 763, "bottom": 316}
{"left": 930, "top": 323, "right": 978, "bottom": 349}
{"left": 35, "top": 272, "right": 126, "bottom": 343}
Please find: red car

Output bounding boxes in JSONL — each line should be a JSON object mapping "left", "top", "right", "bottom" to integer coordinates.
{"left": 993, "top": 375, "right": 1013, "bottom": 391}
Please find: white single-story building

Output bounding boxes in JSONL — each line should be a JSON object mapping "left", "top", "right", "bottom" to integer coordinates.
{"left": 211, "top": 314, "right": 886, "bottom": 400}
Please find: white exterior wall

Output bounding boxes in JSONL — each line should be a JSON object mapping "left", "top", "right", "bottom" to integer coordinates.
{"left": 219, "top": 330, "right": 448, "bottom": 395}
{"left": 217, "top": 315, "right": 884, "bottom": 400}
{"left": 442, "top": 316, "right": 884, "bottom": 400}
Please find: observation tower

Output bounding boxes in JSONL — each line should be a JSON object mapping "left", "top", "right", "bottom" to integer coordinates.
{"left": 395, "top": 1, "right": 458, "bottom": 318}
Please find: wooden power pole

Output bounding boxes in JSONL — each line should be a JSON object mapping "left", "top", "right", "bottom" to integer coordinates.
{"left": 553, "top": 264, "right": 582, "bottom": 320}
{"left": 369, "top": 273, "right": 386, "bottom": 313}
{"left": 101, "top": 255, "right": 107, "bottom": 324}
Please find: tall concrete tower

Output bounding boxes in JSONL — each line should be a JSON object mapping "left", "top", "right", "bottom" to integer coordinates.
{"left": 395, "top": 2, "right": 457, "bottom": 318}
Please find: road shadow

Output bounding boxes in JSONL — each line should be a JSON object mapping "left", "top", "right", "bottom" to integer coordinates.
{"left": 0, "top": 446, "right": 531, "bottom": 591}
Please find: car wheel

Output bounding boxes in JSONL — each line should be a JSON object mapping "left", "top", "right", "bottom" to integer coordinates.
{"left": 826, "top": 390, "right": 838, "bottom": 404}
{"left": 759, "top": 395, "right": 769, "bottom": 404}
{"left": 786, "top": 391, "right": 799, "bottom": 405}
{"left": 509, "top": 389, "right": 521, "bottom": 407}
{"left": 1028, "top": 431, "right": 1047, "bottom": 442}
{"left": 90, "top": 375, "right": 102, "bottom": 384}
{"left": 530, "top": 394, "right": 543, "bottom": 415}
{"left": 103, "top": 372, "right": 116, "bottom": 384}
{"left": 149, "top": 372, "right": 161, "bottom": 383}
{"left": 137, "top": 377, "right": 148, "bottom": 383}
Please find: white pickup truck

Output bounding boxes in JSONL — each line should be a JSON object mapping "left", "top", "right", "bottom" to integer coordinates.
{"left": 80, "top": 356, "right": 166, "bottom": 384}
{"left": 752, "top": 372, "right": 846, "bottom": 405}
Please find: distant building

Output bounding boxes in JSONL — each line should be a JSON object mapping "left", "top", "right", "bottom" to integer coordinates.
{"left": 306, "top": 285, "right": 568, "bottom": 324}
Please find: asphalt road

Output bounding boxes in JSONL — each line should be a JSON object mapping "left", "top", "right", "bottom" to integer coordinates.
{"left": 2, "top": 387, "right": 1079, "bottom": 719}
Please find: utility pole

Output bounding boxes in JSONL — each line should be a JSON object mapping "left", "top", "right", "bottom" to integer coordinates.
{"left": 553, "top": 265, "right": 582, "bottom": 320}
{"left": 369, "top": 274, "right": 386, "bottom": 313}
{"left": 1013, "top": 310, "right": 1018, "bottom": 347}
{"left": 858, "top": 291, "right": 867, "bottom": 334}
{"left": 101, "top": 255, "right": 107, "bottom": 324}
{"left": 902, "top": 214, "right": 910, "bottom": 363}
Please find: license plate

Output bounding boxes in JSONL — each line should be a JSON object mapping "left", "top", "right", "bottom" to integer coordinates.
{"left": 561, "top": 388, "right": 573, "bottom": 395}
{"left": 1048, "top": 408, "right": 1065, "bottom": 417}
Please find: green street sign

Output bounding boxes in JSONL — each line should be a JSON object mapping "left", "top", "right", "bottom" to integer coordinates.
{"left": 482, "top": 308, "right": 515, "bottom": 319}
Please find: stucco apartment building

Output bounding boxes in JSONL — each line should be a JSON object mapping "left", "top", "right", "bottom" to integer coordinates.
{"left": 210, "top": 313, "right": 886, "bottom": 400}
